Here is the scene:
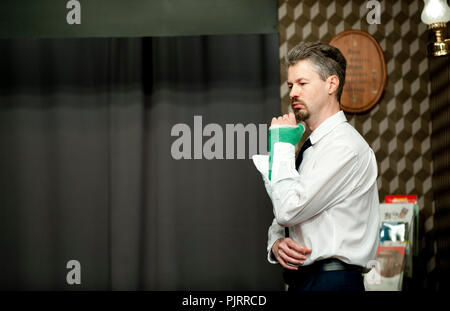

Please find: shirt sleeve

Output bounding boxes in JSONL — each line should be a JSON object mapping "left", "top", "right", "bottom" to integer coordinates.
{"left": 267, "top": 218, "right": 284, "bottom": 264}
{"left": 251, "top": 154, "right": 273, "bottom": 200}
{"left": 270, "top": 141, "right": 358, "bottom": 227}
{"left": 252, "top": 154, "right": 288, "bottom": 264}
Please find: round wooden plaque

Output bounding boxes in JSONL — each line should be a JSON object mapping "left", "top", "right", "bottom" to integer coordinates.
{"left": 329, "top": 30, "right": 386, "bottom": 113}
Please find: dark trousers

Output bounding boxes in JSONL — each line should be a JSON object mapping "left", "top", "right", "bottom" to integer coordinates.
{"left": 284, "top": 260, "right": 365, "bottom": 292}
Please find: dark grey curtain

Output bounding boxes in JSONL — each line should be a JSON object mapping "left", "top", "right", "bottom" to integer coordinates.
{"left": 0, "top": 34, "right": 282, "bottom": 290}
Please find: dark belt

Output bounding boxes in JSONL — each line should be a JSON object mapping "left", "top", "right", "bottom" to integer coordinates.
{"left": 283, "top": 258, "right": 363, "bottom": 286}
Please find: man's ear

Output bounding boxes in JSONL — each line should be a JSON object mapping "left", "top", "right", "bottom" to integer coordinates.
{"left": 327, "top": 75, "right": 339, "bottom": 96}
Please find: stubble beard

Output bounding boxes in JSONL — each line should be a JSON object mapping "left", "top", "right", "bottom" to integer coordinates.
{"left": 291, "top": 98, "right": 310, "bottom": 123}
{"left": 294, "top": 107, "right": 309, "bottom": 123}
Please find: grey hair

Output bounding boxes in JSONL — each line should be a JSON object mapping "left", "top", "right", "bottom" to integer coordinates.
{"left": 286, "top": 41, "right": 347, "bottom": 102}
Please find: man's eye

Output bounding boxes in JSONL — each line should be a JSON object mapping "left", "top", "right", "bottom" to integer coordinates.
{"left": 287, "top": 85, "right": 293, "bottom": 89}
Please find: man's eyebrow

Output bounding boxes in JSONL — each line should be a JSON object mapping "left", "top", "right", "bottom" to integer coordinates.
{"left": 287, "top": 78, "right": 309, "bottom": 84}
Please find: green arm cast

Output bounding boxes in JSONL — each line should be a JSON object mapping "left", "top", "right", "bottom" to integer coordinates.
{"left": 268, "top": 124, "right": 305, "bottom": 180}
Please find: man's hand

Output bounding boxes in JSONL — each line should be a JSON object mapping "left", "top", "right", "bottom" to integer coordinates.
{"left": 272, "top": 238, "right": 312, "bottom": 270}
{"left": 271, "top": 112, "right": 297, "bottom": 127}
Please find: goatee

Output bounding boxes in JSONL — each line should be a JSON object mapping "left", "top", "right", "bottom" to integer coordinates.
{"left": 294, "top": 108, "right": 309, "bottom": 123}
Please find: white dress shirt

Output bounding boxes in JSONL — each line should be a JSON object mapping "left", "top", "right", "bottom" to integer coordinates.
{"left": 253, "top": 110, "right": 380, "bottom": 268}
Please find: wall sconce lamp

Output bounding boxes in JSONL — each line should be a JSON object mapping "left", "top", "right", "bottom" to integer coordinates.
{"left": 421, "top": 0, "right": 450, "bottom": 56}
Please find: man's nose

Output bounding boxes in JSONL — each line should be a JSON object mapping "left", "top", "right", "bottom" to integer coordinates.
{"left": 289, "top": 84, "right": 300, "bottom": 100}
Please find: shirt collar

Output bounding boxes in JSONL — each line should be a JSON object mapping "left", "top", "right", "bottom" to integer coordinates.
{"left": 309, "top": 110, "right": 347, "bottom": 145}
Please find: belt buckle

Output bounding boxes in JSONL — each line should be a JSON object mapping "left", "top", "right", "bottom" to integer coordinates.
{"left": 318, "top": 259, "right": 363, "bottom": 273}
{"left": 320, "top": 259, "right": 345, "bottom": 272}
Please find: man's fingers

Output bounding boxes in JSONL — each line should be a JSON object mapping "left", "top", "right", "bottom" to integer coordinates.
{"left": 279, "top": 244, "right": 307, "bottom": 261}
{"left": 288, "top": 112, "right": 296, "bottom": 125}
{"left": 273, "top": 238, "right": 309, "bottom": 269}
{"left": 280, "top": 261, "right": 299, "bottom": 270}
{"left": 271, "top": 113, "right": 297, "bottom": 126}
{"left": 279, "top": 249, "right": 304, "bottom": 265}
{"left": 286, "top": 239, "right": 312, "bottom": 255}
{"left": 276, "top": 253, "right": 299, "bottom": 270}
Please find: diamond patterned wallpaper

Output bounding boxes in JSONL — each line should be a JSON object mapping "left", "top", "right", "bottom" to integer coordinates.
{"left": 278, "top": 0, "right": 435, "bottom": 288}
{"left": 429, "top": 50, "right": 450, "bottom": 291}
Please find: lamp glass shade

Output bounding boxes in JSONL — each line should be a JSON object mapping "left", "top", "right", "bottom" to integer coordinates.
{"left": 421, "top": 0, "right": 450, "bottom": 24}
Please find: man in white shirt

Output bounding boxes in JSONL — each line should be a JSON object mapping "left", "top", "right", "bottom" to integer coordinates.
{"left": 253, "top": 42, "right": 380, "bottom": 291}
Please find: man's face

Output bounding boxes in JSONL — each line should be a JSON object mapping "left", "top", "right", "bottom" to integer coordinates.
{"left": 287, "top": 59, "right": 329, "bottom": 123}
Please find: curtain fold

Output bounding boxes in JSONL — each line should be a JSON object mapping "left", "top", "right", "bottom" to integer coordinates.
{"left": 0, "top": 35, "right": 283, "bottom": 290}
